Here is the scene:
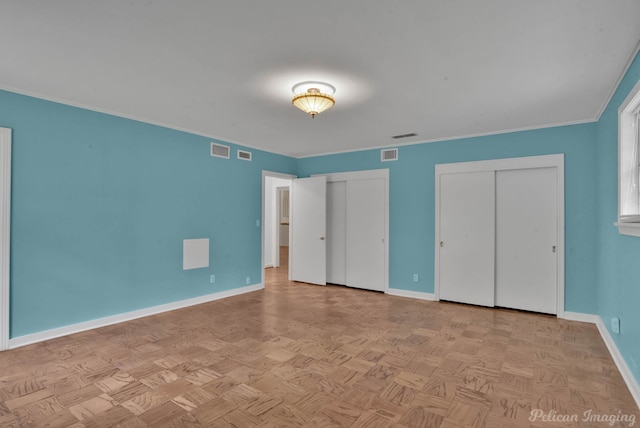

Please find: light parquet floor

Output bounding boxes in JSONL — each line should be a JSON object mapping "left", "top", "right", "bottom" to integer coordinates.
{"left": 0, "top": 247, "right": 638, "bottom": 427}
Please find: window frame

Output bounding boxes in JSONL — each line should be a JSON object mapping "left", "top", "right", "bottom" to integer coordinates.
{"left": 616, "top": 78, "right": 640, "bottom": 236}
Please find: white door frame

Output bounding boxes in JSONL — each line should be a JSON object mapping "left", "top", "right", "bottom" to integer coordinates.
{"left": 313, "top": 169, "right": 390, "bottom": 293}
{"left": 0, "top": 128, "right": 12, "bottom": 350}
{"left": 434, "top": 154, "right": 565, "bottom": 318}
{"left": 262, "top": 171, "right": 296, "bottom": 286}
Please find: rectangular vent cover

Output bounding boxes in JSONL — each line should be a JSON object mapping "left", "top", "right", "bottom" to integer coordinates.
{"left": 237, "top": 150, "right": 252, "bottom": 161}
{"left": 381, "top": 148, "right": 398, "bottom": 162}
{"left": 391, "top": 132, "right": 417, "bottom": 139}
{"left": 211, "top": 142, "right": 230, "bottom": 159}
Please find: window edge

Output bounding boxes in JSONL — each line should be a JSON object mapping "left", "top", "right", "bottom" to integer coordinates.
{"left": 615, "top": 222, "right": 640, "bottom": 237}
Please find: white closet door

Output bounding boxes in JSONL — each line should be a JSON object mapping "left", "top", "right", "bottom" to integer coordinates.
{"left": 290, "top": 176, "right": 327, "bottom": 285}
{"left": 327, "top": 181, "right": 347, "bottom": 285}
{"left": 439, "top": 172, "right": 495, "bottom": 307}
{"left": 346, "top": 178, "right": 386, "bottom": 291}
{"left": 495, "top": 167, "right": 557, "bottom": 314}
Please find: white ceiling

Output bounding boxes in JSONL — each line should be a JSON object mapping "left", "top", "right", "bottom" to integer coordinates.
{"left": 2, "top": 1, "right": 640, "bottom": 158}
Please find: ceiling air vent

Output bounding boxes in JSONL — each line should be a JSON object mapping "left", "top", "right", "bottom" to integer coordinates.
{"left": 210, "top": 142, "right": 230, "bottom": 159}
{"left": 391, "top": 132, "right": 417, "bottom": 139}
{"left": 237, "top": 150, "right": 252, "bottom": 161}
{"left": 381, "top": 148, "right": 398, "bottom": 162}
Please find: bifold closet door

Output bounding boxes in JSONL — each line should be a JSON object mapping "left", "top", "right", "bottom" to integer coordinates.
{"left": 346, "top": 179, "right": 385, "bottom": 291}
{"left": 439, "top": 171, "right": 495, "bottom": 307}
{"left": 495, "top": 167, "right": 558, "bottom": 314}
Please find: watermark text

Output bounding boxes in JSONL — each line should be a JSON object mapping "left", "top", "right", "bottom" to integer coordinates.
{"left": 529, "top": 409, "right": 636, "bottom": 426}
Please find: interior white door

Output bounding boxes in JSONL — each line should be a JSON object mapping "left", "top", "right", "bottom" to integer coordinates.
{"left": 439, "top": 171, "right": 495, "bottom": 306}
{"left": 327, "top": 181, "right": 347, "bottom": 285}
{"left": 346, "top": 178, "right": 386, "bottom": 291}
{"left": 290, "top": 176, "right": 327, "bottom": 285}
{"left": 495, "top": 167, "right": 558, "bottom": 314}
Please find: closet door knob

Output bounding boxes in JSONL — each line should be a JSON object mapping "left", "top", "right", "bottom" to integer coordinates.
{"left": 320, "top": 237, "right": 325, "bottom": 240}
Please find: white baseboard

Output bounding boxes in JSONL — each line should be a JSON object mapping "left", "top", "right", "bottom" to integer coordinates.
{"left": 561, "top": 312, "right": 640, "bottom": 408}
{"left": 562, "top": 311, "right": 600, "bottom": 323}
{"left": 594, "top": 315, "right": 640, "bottom": 408}
{"left": 8, "top": 283, "right": 264, "bottom": 349}
{"left": 386, "top": 288, "right": 435, "bottom": 301}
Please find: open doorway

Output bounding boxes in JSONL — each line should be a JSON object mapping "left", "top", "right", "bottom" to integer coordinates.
{"left": 275, "top": 186, "right": 290, "bottom": 269}
{"left": 262, "top": 171, "right": 294, "bottom": 286}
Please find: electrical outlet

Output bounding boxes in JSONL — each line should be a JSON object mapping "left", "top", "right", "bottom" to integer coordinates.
{"left": 210, "top": 274, "right": 215, "bottom": 284}
{"left": 246, "top": 276, "right": 251, "bottom": 285}
{"left": 256, "top": 220, "right": 260, "bottom": 227}
{"left": 611, "top": 317, "right": 620, "bottom": 334}
{"left": 413, "top": 274, "right": 419, "bottom": 282}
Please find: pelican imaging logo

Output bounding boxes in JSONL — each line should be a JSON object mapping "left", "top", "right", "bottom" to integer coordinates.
{"left": 529, "top": 409, "right": 636, "bottom": 426}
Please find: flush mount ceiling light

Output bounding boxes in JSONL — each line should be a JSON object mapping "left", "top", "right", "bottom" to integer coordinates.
{"left": 291, "top": 81, "right": 335, "bottom": 118}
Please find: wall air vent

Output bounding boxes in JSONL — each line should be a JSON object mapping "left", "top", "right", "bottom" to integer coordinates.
{"left": 391, "top": 132, "right": 418, "bottom": 139}
{"left": 237, "top": 150, "right": 252, "bottom": 161}
{"left": 381, "top": 148, "right": 398, "bottom": 162}
{"left": 210, "top": 142, "right": 230, "bottom": 159}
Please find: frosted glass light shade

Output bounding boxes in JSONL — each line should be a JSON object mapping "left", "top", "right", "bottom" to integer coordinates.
{"left": 291, "top": 81, "right": 336, "bottom": 118}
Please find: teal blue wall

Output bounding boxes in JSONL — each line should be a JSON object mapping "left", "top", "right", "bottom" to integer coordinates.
{"left": 1, "top": 90, "right": 296, "bottom": 338}
{"left": 595, "top": 50, "right": 640, "bottom": 379}
{"left": 298, "top": 124, "right": 598, "bottom": 314}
